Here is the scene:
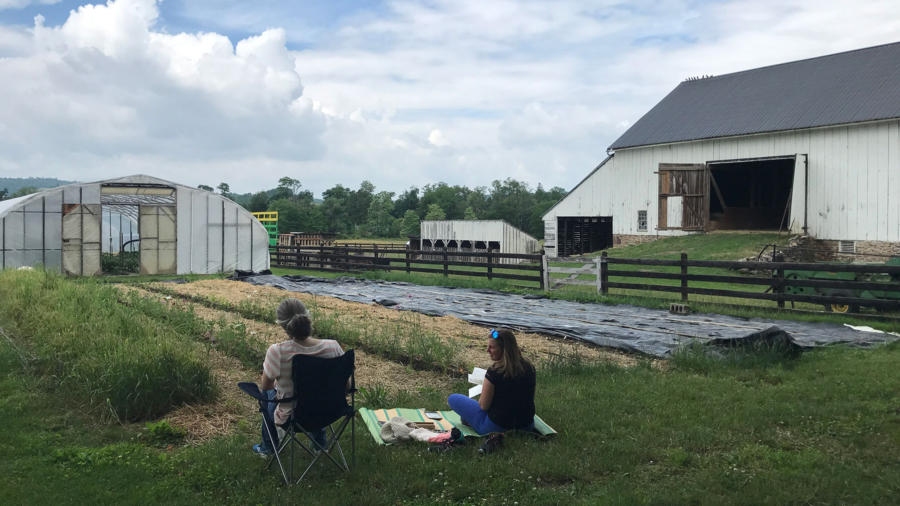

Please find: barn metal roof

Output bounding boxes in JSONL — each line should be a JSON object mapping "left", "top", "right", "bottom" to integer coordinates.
{"left": 609, "top": 42, "right": 900, "bottom": 150}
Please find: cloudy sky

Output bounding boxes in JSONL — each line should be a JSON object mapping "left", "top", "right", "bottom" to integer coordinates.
{"left": 1, "top": 0, "right": 899, "bottom": 197}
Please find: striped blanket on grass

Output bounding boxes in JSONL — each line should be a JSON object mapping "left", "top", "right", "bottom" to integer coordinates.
{"left": 358, "top": 407, "right": 556, "bottom": 445}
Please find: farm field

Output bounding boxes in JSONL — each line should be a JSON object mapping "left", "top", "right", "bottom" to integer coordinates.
{"left": 2, "top": 269, "right": 900, "bottom": 504}
{"left": 270, "top": 233, "right": 900, "bottom": 329}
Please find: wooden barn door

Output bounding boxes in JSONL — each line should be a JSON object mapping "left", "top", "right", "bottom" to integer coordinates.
{"left": 657, "top": 164, "right": 709, "bottom": 231}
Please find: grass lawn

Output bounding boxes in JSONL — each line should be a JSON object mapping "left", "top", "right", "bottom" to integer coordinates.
{"left": 3, "top": 307, "right": 900, "bottom": 505}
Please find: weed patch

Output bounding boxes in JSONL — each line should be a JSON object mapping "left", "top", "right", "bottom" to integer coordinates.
{"left": 0, "top": 270, "right": 217, "bottom": 422}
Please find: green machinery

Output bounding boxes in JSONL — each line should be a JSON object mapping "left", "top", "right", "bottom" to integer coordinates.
{"left": 251, "top": 212, "right": 278, "bottom": 252}
{"left": 782, "top": 257, "right": 900, "bottom": 314}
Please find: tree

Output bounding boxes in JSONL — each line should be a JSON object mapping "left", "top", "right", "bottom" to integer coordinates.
{"left": 0, "top": 188, "right": 7, "bottom": 201}
{"left": 321, "top": 184, "right": 354, "bottom": 234}
{"left": 400, "top": 209, "right": 420, "bottom": 236}
{"left": 424, "top": 203, "right": 446, "bottom": 221}
{"left": 268, "top": 198, "right": 326, "bottom": 234}
{"left": 365, "top": 191, "right": 396, "bottom": 237}
{"left": 217, "top": 183, "right": 231, "bottom": 196}
{"left": 393, "top": 187, "right": 420, "bottom": 218}
{"left": 248, "top": 191, "right": 270, "bottom": 213}
{"left": 198, "top": 185, "right": 214, "bottom": 192}
{"left": 348, "top": 181, "right": 375, "bottom": 227}
{"left": 418, "top": 183, "right": 469, "bottom": 220}
{"left": 486, "top": 178, "right": 534, "bottom": 231}
{"left": 10, "top": 186, "right": 38, "bottom": 199}
{"left": 278, "top": 177, "right": 302, "bottom": 196}
{"left": 464, "top": 206, "right": 477, "bottom": 220}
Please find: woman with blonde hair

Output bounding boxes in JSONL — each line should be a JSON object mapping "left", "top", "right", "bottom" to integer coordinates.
{"left": 447, "top": 328, "right": 536, "bottom": 444}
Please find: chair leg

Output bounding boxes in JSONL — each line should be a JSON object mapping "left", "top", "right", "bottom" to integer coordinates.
{"left": 264, "top": 422, "right": 290, "bottom": 485}
{"left": 330, "top": 425, "right": 349, "bottom": 471}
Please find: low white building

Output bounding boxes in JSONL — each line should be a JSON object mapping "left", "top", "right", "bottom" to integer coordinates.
{"left": 0, "top": 174, "right": 270, "bottom": 275}
{"left": 543, "top": 42, "right": 900, "bottom": 258}
{"left": 419, "top": 220, "right": 540, "bottom": 264}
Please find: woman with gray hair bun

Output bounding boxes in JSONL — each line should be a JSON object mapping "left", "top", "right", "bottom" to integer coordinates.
{"left": 253, "top": 298, "right": 345, "bottom": 457}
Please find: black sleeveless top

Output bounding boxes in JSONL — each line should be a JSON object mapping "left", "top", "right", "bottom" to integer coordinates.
{"left": 485, "top": 364, "right": 536, "bottom": 429}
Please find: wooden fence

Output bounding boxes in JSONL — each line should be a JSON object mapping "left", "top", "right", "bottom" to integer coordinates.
{"left": 598, "top": 251, "right": 900, "bottom": 311}
{"left": 273, "top": 246, "right": 546, "bottom": 289}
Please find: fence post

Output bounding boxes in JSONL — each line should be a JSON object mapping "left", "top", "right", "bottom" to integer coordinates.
{"left": 776, "top": 268, "right": 785, "bottom": 308}
{"left": 541, "top": 254, "right": 549, "bottom": 291}
{"left": 319, "top": 243, "right": 324, "bottom": 270}
{"left": 443, "top": 250, "right": 449, "bottom": 277}
{"left": 487, "top": 251, "right": 493, "bottom": 281}
{"left": 681, "top": 253, "right": 688, "bottom": 302}
{"left": 599, "top": 251, "right": 608, "bottom": 294}
{"left": 405, "top": 250, "right": 411, "bottom": 274}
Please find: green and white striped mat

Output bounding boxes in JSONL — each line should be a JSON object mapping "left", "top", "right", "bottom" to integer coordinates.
{"left": 358, "top": 407, "right": 556, "bottom": 445}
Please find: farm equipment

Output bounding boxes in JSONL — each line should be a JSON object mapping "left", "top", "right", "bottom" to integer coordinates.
{"left": 781, "top": 257, "right": 900, "bottom": 313}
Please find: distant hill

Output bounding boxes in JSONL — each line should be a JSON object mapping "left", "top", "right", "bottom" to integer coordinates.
{"left": 0, "top": 177, "right": 76, "bottom": 196}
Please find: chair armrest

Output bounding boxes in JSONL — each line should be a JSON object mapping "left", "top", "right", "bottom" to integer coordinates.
{"left": 237, "top": 382, "right": 296, "bottom": 404}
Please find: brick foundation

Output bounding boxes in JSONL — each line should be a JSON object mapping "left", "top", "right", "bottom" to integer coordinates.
{"left": 613, "top": 234, "right": 659, "bottom": 248}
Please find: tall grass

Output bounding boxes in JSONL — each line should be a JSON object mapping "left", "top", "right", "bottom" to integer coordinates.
{"left": 0, "top": 270, "right": 217, "bottom": 422}
{"left": 144, "top": 285, "right": 468, "bottom": 373}
{"left": 122, "top": 290, "right": 266, "bottom": 370}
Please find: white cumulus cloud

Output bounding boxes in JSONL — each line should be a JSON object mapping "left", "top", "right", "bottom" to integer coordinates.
{"left": 0, "top": 0, "right": 326, "bottom": 188}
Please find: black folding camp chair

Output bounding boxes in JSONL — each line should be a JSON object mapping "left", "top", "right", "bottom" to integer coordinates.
{"left": 238, "top": 349, "right": 356, "bottom": 485}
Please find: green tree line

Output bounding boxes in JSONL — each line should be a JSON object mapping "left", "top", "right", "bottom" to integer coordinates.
{"left": 208, "top": 177, "right": 567, "bottom": 239}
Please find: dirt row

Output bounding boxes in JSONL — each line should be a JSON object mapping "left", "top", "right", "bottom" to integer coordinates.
{"left": 149, "top": 279, "right": 636, "bottom": 369}
{"left": 117, "top": 280, "right": 639, "bottom": 443}
{"left": 117, "top": 285, "right": 459, "bottom": 442}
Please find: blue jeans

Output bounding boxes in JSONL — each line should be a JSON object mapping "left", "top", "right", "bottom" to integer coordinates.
{"left": 260, "top": 389, "right": 327, "bottom": 452}
{"left": 448, "top": 394, "right": 506, "bottom": 435}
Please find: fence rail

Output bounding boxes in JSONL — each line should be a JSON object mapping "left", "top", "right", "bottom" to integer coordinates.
{"left": 271, "top": 246, "right": 900, "bottom": 314}
{"left": 273, "top": 246, "right": 545, "bottom": 288}
{"left": 598, "top": 251, "right": 900, "bottom": 312}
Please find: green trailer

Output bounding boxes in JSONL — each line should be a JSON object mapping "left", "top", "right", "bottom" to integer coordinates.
{"left": 782, "top": 257, "right": 900, "bottom": 313}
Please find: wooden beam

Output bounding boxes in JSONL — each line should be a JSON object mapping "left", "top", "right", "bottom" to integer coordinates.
{"left": 708, "top": 169, "right": 728, "bottom": 210}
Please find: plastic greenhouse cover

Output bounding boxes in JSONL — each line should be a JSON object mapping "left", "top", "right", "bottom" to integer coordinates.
{"left": 232, "top": 273, "right": 898, "bottom": 357}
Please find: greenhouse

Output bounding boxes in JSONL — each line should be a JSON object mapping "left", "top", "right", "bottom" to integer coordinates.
{"left": 0, "top": 175, "right": 270, "bottom": 276}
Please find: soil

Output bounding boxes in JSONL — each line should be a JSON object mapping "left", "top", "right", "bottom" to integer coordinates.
{"left": 149, "top": 279, "right": 638, "bottom": 369}
{"left": 115, "top": 279, "right": 649, "bottom": 443}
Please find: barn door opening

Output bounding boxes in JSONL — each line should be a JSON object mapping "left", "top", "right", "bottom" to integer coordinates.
{"left": 557, "top": 216, "right": 613, "bottom": 257}
{"left": 139, "top": 205, "right": 177, "bottom": 275}
{"left": 658, "top": 164, "right": 709, "bottom": 231}
{"left": 706, "top": 156, "right": 795, "bottom": 231}
{"left": 62, "top": 204, "right": 102, "bottom": 276}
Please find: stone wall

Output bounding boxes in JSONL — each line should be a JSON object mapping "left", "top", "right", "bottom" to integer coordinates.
{"left": 613, "top": 234, "right": 659, "bottom": 248}
{"left": 812, "top": 239, "right": 900, "bottom": 262}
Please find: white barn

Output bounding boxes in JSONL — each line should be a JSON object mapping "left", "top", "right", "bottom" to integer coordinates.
{"left": 0, "top": 175, "right": 270, "bottom": 275}
{"left": 418, "top": 220, "right": 540, "bottom": 264}
{"left": 543, "top": 43, "right": 900, "bottom": 258}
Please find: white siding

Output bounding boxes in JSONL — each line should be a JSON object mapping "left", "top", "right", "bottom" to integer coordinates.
{"left": 544, "top": 120, "right": 900, "bottom": 247}
{"left": 419, "top": 220, "right": 540, "bottom": 263}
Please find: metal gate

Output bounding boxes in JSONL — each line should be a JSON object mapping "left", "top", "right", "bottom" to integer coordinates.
{"left": 61, "top": 204, "right": 102, "bottom": 276}
{"left": 657, "top": 163, "right": 709, "bottom": 231}
{"left": 140, "top": 205, "right": 177, "bottom": 275}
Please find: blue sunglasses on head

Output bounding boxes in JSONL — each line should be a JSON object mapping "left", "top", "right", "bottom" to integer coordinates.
{"left": 490, "top": 329, "right": 499, "bottom": 339}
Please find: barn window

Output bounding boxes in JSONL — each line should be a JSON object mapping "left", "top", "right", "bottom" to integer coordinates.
{"left": 434, "top": 240, "right": 445, "bottom": 248}
{"left": 488, "top": 241, "right": 500, "bottom": 251}
{"left": 474, "top": 241, "right": 487, "bottom": 249}
{"left": 422, "top": 239, "right": 432, "bottom": 247}
{"left": 838, "top": 240, "right": 856, "bottom": 254}
{"left": 637, "top": 210, "right": 648, "bottom": 232}
{"left": 461, "top": 240, "right": 472, "bottom": 249}
{"left": 447, "top": 240, "right": 458, "bottom": 249}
